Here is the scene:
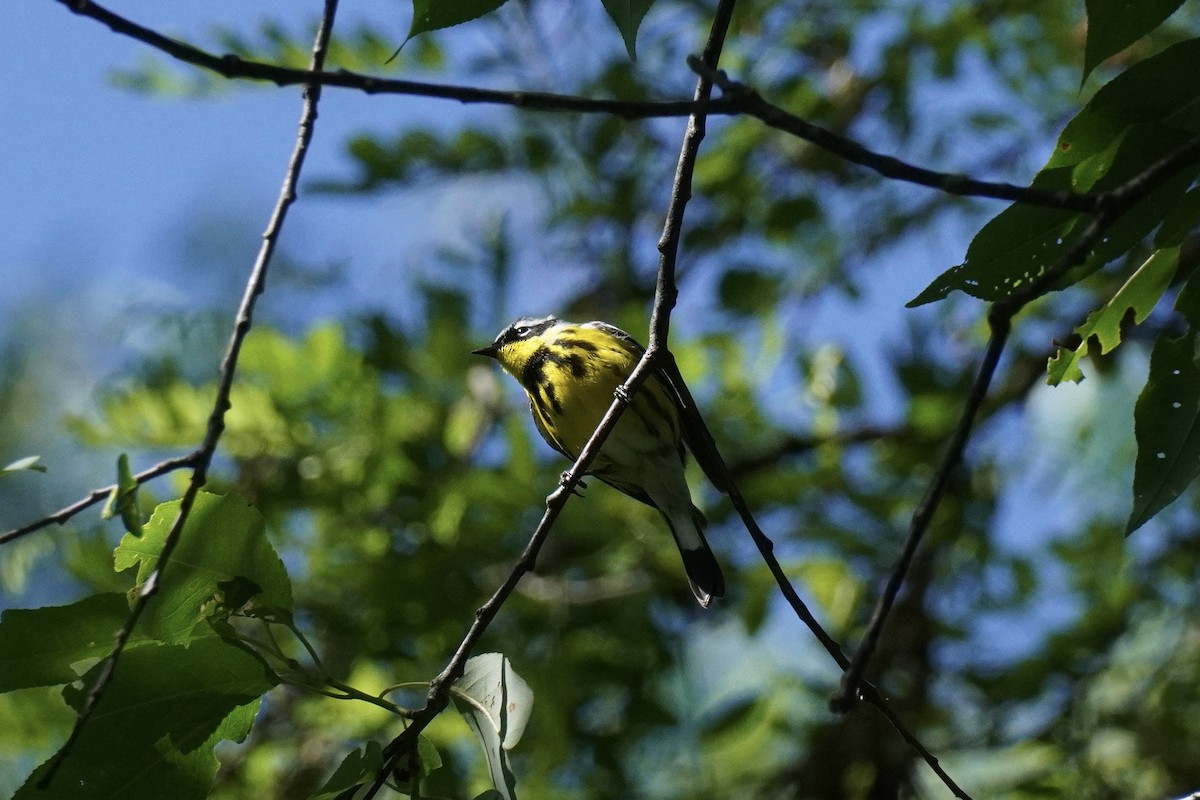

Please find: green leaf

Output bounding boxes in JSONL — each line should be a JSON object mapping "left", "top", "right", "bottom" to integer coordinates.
{"left": 0, "top": 593, "right": 140, "bottom": 692}
{"left": 1127, "top": 271, "right": 1200, "bottom": 534}
{"left": 0, "top": 455, "right": 47, "bottom": 478}
{"left": 912, "top": 38, "right": 1200, "bottom": 307}
{"left": 100, "top": 453, "right": 143, "bottom": 536}
{"left": 16, "top": 637, "right": 272, "bottom": 800}
{"left": 407, "top": 0, "right": 508, "bottom": 40}
{"left": 1156, "top": 186, "right": 1200, "bottom": 248}
{"left": 907, "top": 169, "right": 1081, "bottom": 306}
{"left": 313, "top": 740, "right": 384, "bottom": 800}
{"left": 1047, "top": 247, "right": 1179, "bottom": 385}
{"left": 601, "top": 0, "right": 655, "bottom": 60}
{"left": 113, "top": 492, "right": 292, "bottom": 644}
{"left": 1083, "top": 0, "right": 1186, "bottom": 82}
{"left": 451, "top": 653, "right": 534, "bottom": 800}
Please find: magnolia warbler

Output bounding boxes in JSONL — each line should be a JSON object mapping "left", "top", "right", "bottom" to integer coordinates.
{"left": 473, "top": 315, "right": 725, "bottom": 607}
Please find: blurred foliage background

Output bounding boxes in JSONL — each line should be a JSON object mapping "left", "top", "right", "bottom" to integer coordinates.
{"left": 3, "top": 0, "right": 1200, "bottom": 798}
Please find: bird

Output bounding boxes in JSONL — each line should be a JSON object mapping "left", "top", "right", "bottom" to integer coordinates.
{"left": 473, "top": 315, "right": 724, "bottom": 607}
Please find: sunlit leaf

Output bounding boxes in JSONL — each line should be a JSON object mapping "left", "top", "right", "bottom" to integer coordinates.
{"left": 0, "top": 455, "right": 46, "bottom": 478}
{"left": 1047, "top": 247, "right": 1179, "bottom": 385}
{"left": 451, "top": 653, "right": 534, "bottom": 800}
{"left": 113, "top": 492, "right": 292, "bottom": 644}
{"left": 100, "top": 453, "right": 143, "bottom": 537}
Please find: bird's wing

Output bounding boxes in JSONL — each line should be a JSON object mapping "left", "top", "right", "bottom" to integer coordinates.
{"left": 582, "top": 321, "right": 730, "bottom": 494}
{"left": 529, "top": 397, "right": 577, "bottom": 462}
{"left": 658, "top": 354, "right": 732, "bottom": 495}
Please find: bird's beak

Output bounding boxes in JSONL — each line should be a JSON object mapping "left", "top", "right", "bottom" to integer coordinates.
{"left": 472, "top": 343, "right": 499, "bottom": 358}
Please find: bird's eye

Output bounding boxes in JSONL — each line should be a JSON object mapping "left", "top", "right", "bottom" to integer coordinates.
{"left": 514, "top": 326, "right": 532, "bottom": 338}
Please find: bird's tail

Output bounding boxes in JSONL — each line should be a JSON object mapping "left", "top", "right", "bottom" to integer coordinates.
{"left": 664, "top": 504, "right": 725, "bottom": 608}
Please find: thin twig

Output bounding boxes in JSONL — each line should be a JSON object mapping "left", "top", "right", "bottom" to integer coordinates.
{"left": 831, "top": 314, "right": 1009, "bottom": 712}
{"left": 687, "top": 56, "right": 1101, "bottom": 214}
{"left": 36, "top": 0, "right": 340, "bottom": 786}
{"left": 364, "top": 2, "right": 740, "bottom": 796}
{"left": 0, "top": 451, "right": 199, "bottom": 546}
{"left": 832, "top": 132, "right": 1200, "bottom": 709}
{"left": 661, "top": 357, "right": 973, "bottom": 799}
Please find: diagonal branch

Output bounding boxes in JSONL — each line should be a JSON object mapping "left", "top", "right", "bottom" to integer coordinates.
{"left": 661, "top": 356, "right": 973, "bottom": 799}
{"left": 832, "top": 132, "right": 1200, "bottom": 710}
{"left": 0, "top": 451, "right": 198, "bottom": 546}
{"left": 35, "top": 0, "right": 341, "bottom": 787}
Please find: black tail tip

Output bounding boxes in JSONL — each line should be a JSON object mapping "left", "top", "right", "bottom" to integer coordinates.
{"left": 680, "top": 547, "right": 725, "bottom": 608}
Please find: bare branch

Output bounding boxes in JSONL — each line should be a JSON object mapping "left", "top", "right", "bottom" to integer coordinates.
{"left": 0, "top": 451, "right": 198, "bottom": 546}
{"left": 687, "top": 56, "right": 1101, "bottom": 214}
{"left": 661, "top": 356, "right": 974, "bottom": 799}
{"left": 36, "top": 0, "right": 341, "bottom": 786}
{"left": 57, "top": 0, "right": 732, "bottom": 119}
{"left": 832, "top": 132, "right": 1200, "bottom": 710}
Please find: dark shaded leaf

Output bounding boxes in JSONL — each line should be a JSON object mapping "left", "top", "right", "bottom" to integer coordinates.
{"left": 0, "top": 593, "right": 137, "bottom": 692}
{"left": 1083, "top": 0, "right": 1186, "bottom": 82}
{"left": 1128, "top": 270, "right": 1200, "bottom": 534}
{"left": 16, "top": 638, "right": 270, "bottom": 800}
{"left": 408, "top": 0, "right": 508, "bottom": 40}
{"left": 601, "top": 0, "right": 655, "bottom": 59}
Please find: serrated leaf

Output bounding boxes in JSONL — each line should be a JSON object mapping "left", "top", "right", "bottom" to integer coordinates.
{"left": 113, "top": 492, "right": 292, "bottom": 644}
{"left": 1047, "top": 247, "right": 1179, "bottom": 385}
{"left": 451, "top": 653, "right": 533, "bottom": 800}
{"left": 407, "top": 0, "right": 508, "bottom": 40}
{"left": 1083, "top": 0, "right": 1185, "bottom": 83}
{"left": 1127, "top": 271, "right": 1200, "bottom": 534}
{"left": 0, "top": 455, "right": 47, "bottom": 478}
{"left": 601, "top": 0, "right": 655, "bottom": 60}
{"left": 16, "top": 637, "right": 272, "bottom": 800}
{"left": 0, "top": 593, "right": 145, "bottom": 692}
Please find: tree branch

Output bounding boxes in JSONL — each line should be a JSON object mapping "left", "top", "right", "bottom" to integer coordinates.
{"left": 661, "top": 357, "right": 973, "bottom": 799}
{"left": 0, "top": 451, "right": 199, "bottom": 546}
{"left": 56, "top": 0, "right": 732, "bottom": 119}
{"left": 687, "top": 56, "right": 1101, "bottom": 214}
{"left": 58, "top": 0, "right": 1108, "bottom": 219}
{"left": 36, "top": 0, "right": 341, "bottom": 786}
{"left": 832, "top": 131, "right": 1200, "bottom": 710}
